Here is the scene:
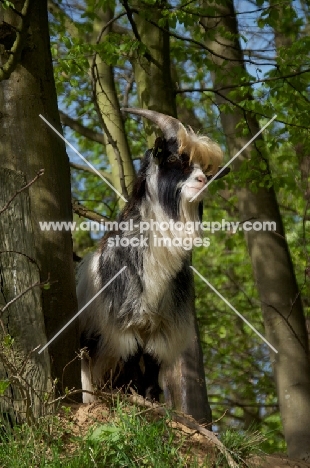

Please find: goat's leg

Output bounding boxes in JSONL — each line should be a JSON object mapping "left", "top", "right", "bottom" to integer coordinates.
{"left": 81, "top": 356, "right": 95, "bottom": 403}
{"left": 80, "top": 332, "right": 102, "bottom": 403}
{"left": 143, "top": 353, "right": 162, "bottom": 401}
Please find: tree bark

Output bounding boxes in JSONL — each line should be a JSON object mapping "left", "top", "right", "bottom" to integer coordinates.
{"left": 132, "top": 1, "right": 177, "bottom": 145}
{"left": 0, "top": 0, "right": 80, "bottom": 402}
{"left": 270, "top": 0, "right": 310, "bottom": 339}
{"left": 0, "top": 168, "right": 52, "bottom": 421}
{"left": 200, "top": 0, "right": 310, "bottom": 460}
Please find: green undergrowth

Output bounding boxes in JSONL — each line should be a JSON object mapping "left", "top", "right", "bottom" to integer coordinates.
{"left": 0, "top": 398, "right": 265, "bottom": 467}
{"left": 0, "top": 403, "right": 200, "bottom": 467}
{"left": 217, "top": 426, "right": 267, "bottom": 467}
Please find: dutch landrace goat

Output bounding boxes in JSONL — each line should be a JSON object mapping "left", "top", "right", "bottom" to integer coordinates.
{"left": 77, "top": 108, "right": 226, "bottom": 403}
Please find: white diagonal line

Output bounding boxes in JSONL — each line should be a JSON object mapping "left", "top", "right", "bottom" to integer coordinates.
{"left": 190, "top": 114, "right": 277, "bottom": 202}
{"left": 39, "top": 114, "right": 128, "bottom": 203}
{"left": 190, "top": 266, "right": 278, "bottom": 354}
{"left": 38, "top": 266, "right": 127, "bottom": 354}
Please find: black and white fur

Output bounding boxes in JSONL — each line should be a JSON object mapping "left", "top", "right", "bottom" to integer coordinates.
{"left": 77, "top": 109, "right": 224, "bottom": 403}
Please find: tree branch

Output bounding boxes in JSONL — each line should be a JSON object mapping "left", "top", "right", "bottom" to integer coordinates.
{"left": 121, "top": 0, "right": 142, "bottom": 43}
{"left": 169, "top": 0, "right": 286, "bottom": 19}
{"left": 0, "top": 274, "right": 53, "bottom": 317}
{"left": 94, "top": 10, "right": 128, "bottom": 43}
{"left": 72, "top": 198, "right": 108, "bottom": 223}
{"left": 70, "top": 162, "right": 112, "bottom": 183}
{"left": 121, "top": 71, "right": 135, "bottom": 108}
{"left": 202, "top": 86, "right": 310, "bottom": 130}
{"left": 142, "top": 14, "right": 272, "bottom": 67}
{"left": 0, "top": 169, "right": 44, "bottom": 215}
{"left": 48, "top": 1, "right": 129, "bottom": 37}
{"left": 176, "top": 67, "right": 310, "bottom": 95}
{"left": 47, "top": 0, "right": 79, "bottom": 37}
{"left": 60, "top": 110, "right": 104, "bottom": 144}
{"left": 121, "top": 0, "right": 158, "bottom": 65}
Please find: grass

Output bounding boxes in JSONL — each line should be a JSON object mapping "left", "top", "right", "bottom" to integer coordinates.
{"left": 0, "top": 398, "right": 266, "bottom": 467}
{"left": 0, "top": 400, "right": 201, "bottom": 468}
{"left": 216, "top": 425, "right": 267, "bottom": 467}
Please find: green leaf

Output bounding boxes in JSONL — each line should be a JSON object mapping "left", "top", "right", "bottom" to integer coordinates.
{"left": 3, "top": 334, "right": 14, "bottom": 346}
{"left": 0, "top": 379, "right": 10, "bottom": 395}
{"left": 1, "top": 0, "right": 14, "bottom": 8}
{"left": 89, "top": 425, "right": 121, "bottom": 443}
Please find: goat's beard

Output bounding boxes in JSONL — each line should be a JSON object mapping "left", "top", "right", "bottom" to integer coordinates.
{"left": 181, "top": 184, "right": 205, "bottom": 202}
{"left": 140, "top": 189, "right": 202, "bottom": 244}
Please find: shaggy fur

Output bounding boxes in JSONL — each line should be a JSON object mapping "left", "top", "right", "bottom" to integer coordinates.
{"left": 78, "top": 121, "right": 224, "bottom": 403}
{"left": 177, "top": 126, "right": 223, "bottom": 175}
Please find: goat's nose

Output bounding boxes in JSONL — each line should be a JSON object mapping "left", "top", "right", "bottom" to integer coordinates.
{"left": 195, "top": 174, "right": 207, "bottom": 184}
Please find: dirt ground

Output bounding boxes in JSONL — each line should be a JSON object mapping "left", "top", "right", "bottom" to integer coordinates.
{"left": 248, "top": 454, "right": 310, "bottom": 468}
{"left": 59, "top": 401, "right": 310, "bottom": 468}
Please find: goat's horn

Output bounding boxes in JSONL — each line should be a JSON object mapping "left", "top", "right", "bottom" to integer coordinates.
{"left": 121, "top": 108, "right": 182, "bottom": 141}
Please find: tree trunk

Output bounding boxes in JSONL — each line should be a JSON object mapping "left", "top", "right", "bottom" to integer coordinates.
{"left": 270, "top": 0, "right": 310, "bottom": 342}
{"left": 133, "top": 2, "right": 177, "bottom": 145}
{"left": 0, "top": 168, "right": 52, "bottom": 421}
{"left": 201, "top": 0, "right": 310, "bottom": 460}
{"left": 132, "top": 2, "right": 212, "bottom": 425}
{"left": 92, "top": 6, "right": 136, "bottom": 204}
{"left": 0, "top": 0, "right": 80, "bottom": 404}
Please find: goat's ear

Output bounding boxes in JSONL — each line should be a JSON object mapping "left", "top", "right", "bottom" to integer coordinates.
{"left": 207, "top": 167, "right": 230, "bottom": 181}
{"left": 152, "top": 137, "right": 165, "bottom": 165}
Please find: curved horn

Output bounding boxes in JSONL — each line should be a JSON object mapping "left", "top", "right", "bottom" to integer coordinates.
{"left": 121, "top": 108, "right": 183, "bottom": 141}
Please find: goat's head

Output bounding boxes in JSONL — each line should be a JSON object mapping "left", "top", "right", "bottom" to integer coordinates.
{"left": 122, "top": 108, "right": 226, "bottom": 222}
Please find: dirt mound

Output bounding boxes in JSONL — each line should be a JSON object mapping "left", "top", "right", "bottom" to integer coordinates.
{"left": 59, "top": 399, "right": 310, "bottom": 468}
{"left": 249, "top": 454, "right": 310, "bottom": 468}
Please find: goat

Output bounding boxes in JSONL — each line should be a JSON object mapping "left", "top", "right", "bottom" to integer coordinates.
{"left": 77, "top": 108, "right": 226, "bottom": 403}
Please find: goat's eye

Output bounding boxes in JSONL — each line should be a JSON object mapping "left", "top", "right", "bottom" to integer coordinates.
{"left": 167, "top": 155, "right": 178, "bottom": 163}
